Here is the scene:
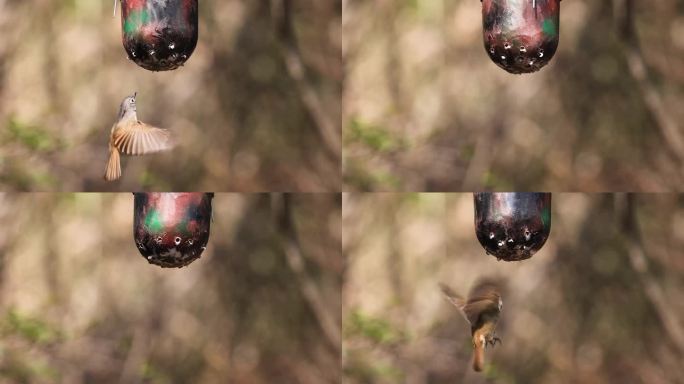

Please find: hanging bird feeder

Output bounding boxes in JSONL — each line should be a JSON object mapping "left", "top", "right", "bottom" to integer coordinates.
{"left": 133, "top": 192, "right": 213, "bottom": 268}
{"left": 119, "top": 0, "right": 198, "bottom": 71}
{"left": 474, "top": 192, "right": 551, "bottom": 261}
{"left": 482, "top": 0, "right": 560, "bottom": 74}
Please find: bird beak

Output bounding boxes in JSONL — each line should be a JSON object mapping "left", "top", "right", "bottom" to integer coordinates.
{"left": 133, "top": 92, "right": 137, "bottom": 100}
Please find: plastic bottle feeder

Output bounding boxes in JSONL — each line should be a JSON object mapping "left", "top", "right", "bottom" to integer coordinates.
{"left": 133, "top": 192, "right": 213, "bottom": 268}
{"left": 474, "top": 192, "right": 552, "bottom": 261}
{"left": 482, "top": 0, "right": 560, "bottom": 74}
{"left": 120, "top": 0, "right": 198, "bottom": 71}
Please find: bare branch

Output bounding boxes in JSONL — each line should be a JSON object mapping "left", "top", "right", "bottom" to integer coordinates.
{"left": 271, "top": 0, "right": 341, "bottom": 159}
{"left": 615, "top": 194, "right": 684, "bottom": 355}
{"left": 614, "top": 0, "right": 684, "bottom": 165}
{"left": 272, "top": 194, "right": 341, "bottom": 352}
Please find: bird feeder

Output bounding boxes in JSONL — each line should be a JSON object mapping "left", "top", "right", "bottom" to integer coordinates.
{"left": 120, "top": 0, "right": 198, "bottom": 71}
{"left": 482, "top": 0, "right": 560, "bottom": 74}
{"left": 133, "top": 192, "right": 213, "bottom": 268}
{"left": 474, "top": 192, "right": 551, "bottom": 261}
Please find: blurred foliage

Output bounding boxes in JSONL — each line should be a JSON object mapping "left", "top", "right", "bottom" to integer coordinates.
{"left": 344, "top": 1, "right": 684, "bottom": 191}
{"left": 343, "top": 193, "right": 684, "bottom": 383}
{"left": 5, "top": 118, "right": 62, "bottom": 153}
{"left": 0, "top": 193, "right": 341, "bottom": 383}
{"left": 345, "top": 310, "right": 407, "bottom": 346}
{"left": 0, "top": 1, "right": 341, "bottom": 191}
{"left": 346, "top": 119, "right": 409, "bottom": 153}
{"left": 3, "top": 309, "right": 63, "bottom": 345}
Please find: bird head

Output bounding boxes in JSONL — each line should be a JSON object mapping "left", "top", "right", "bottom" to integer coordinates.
{"left": 118, "top": 92, "right": 138, "bottom": 120}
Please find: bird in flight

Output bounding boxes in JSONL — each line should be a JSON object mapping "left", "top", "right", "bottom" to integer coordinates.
{"left": 439, "top": 279, "right": 503, "bottom": 372}
{"left": 104, "top": 92, "right": 174, "bottom": 181}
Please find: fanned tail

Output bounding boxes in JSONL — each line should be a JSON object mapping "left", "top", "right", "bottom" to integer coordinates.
{"left": 104, "top": 148, "right": 121, "bottom": 181}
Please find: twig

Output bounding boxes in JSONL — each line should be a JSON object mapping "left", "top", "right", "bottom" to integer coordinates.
{"left": 0, "top": 194, "right": 10, "bottom": 306}
{"left": 271, "top": 0, "right": 341, "bottom": 159}
{"left": 615, "top": 194, "right": 684, "bottom": 355}
{"left": 119, "top": 327, "right": 149, "bottom": 384}
{"left": 614, "top": 0, "right": 684, "bottom": 165}
{"left": 462, "top": 104, "right": 505, "bottom": 190}
{"left": 461, "top": 123, "right": 494, "bottom": 190}
{"left": 273, "top": 194, "right": 341, "bottom": 351}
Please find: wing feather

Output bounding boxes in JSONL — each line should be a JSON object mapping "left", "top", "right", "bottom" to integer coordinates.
{"left": 112, "top": 121, "right": 174, "bottom": 156}
{"left": 142, "top": 130, "right": 152, "bottom": 153}
{"left": 439, "top": 283, "right": 470, "bottom": 323}
{"left": 463, "top": 280, "right": 502, "bottom": 326}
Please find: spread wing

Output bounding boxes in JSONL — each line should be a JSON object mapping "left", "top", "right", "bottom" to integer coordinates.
{"left": 112, "top": 121, "right": 174, "bottom": 156}
{"left": 439, "top": 283, "right": 469, "bottom": 323}
{"left": 439, "top": 283, "right": 465, "bottom": 308}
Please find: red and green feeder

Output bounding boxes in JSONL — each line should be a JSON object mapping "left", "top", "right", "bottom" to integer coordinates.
{"left": 119, "top": 0, "right": 198, "bottom": 71}
{"left": 474, "top": 192, "right": 551, "bottom": 261}
{"left": 482, "top": 0, "right": 561, "bottom": 74}
{"left": 133, "top": 192, "right": 213, "bottom": 268}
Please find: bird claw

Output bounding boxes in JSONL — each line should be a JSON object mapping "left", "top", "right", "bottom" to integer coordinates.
{"left": 488, "top": 337, "right": 502, "bottom": 348}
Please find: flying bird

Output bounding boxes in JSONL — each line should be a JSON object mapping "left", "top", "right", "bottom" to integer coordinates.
{"left": 104, "top": 92, "right": 174, "bottom": 181}
{"left": 439, "top": 279, "right": 503, "bottom": 372}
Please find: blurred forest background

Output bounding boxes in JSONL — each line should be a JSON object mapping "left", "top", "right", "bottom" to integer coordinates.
{"left": 344, "top": 0, "right": 684, "bottom": 191}
{"left": 343, "top": 193, "right": 684, "bottom": 383}
{"left": 0, "top": 0, "right": 341, "bottom": 191}
{"left": 0, "top": 193, "right": 341, "bottom": 383}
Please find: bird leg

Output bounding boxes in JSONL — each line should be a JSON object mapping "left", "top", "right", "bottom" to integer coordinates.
{"left": 487, "top": 335, "right": 502, "bottom": 348}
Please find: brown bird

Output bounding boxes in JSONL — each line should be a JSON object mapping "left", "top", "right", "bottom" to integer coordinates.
{"left": 104, "top": 92, "right": 174, "bottom": 181}
{"left": 439, "top": 279, "right": 503, "bottom": 372}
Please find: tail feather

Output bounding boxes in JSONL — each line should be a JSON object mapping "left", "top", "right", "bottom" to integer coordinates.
{"left": 104, "top": 148, "right": 121, "bottom": 181}
{"left": 473, "top": 341, "right": 485, "bottom": 372}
